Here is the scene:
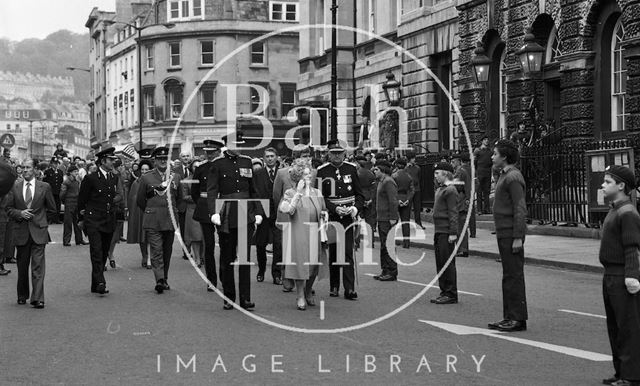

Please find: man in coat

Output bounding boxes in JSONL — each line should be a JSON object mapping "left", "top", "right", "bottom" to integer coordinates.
{"left": 137, "top": 147, "right": 179, "bottom": 294}
{"left": 173, "top": 152, "right": 192, "bottom": 260}
{"left": 405, "top": 153, "right": 424, "bottom": 229}
{"left": 60, "top": 166, "right": 86, "bottom": 246}
{"left": 43, "top": 157, "right": 64, "bottom": 224}
{"left": 191, "top": 139, "right": 224, "bottom": 291}
{"left": 392, "top": 157, "right": 415, "bottom": 249}
{"left": 4, "top": 159, "right": 56, "bottom": 308}
{"left": 77, "top": 147, "right": 119, "bottom": 295}
{"left": 0, "top": 153, "right": 17, "bottom": 276}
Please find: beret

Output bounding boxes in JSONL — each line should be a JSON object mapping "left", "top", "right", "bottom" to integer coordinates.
{"left": 434, "top": 162, "right": 454, "bottom": 173}
{"left": 605, "top": 165, "right": 636, "bottom": 189}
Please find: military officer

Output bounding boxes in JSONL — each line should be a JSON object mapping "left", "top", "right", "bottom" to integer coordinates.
{"left": 191, "top": 139, "right": 224, "bottom": 292}
{"left": 136, "top": 147, "right": 179, "bottom": 294}
{"left": 77, "top": 147, "right": 120, "bottom": 295}
{"left": 316, "top": 139, "right": 365, "bottom": 300}
{"left": 207, "top": 131, "right": 264, "bottom": 310}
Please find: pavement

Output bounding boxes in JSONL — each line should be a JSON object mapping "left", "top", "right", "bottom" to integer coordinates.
{"left": 0, "top": 224, "right": 615, "bottom": 385}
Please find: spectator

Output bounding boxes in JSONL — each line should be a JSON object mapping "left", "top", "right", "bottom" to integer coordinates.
{"left": 392, "top": 157, "right": 414, "bottom": 249}
{"left": 473, "top": 136, "right": 493, "bottom": 214}
{"left": 60, "top": 166, "right": 85, "bottom": 246}
{"left": 372, "top": 160, "right": 398, "bottom": 281}
{"left": 43, "top": 158, "right": 64, "bottom": 224}
{"left": 405, "top": 152, "right": 424, "bottom": 229}
{"left": 53, "top": 143, "right": 68, "bottom": 159}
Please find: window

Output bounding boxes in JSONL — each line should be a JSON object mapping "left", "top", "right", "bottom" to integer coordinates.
{"left": 164, "top": 80, "right": 183, "bottom": 119}
{"left": 169, "top": 42, "right": 181, "bottom": 67}
{"left": 546, "top": 26, "right": 562, "bottom": 64}
{"left": 5, "top": 124, "right": 9, "bottom": 131}
{"left": 270, "top": 2, "right": 298, "bottom": 21}
{"left": 611, "top": 19, "right": 627, "bottom": 132}
{"left": 251, "top": 42, "right": 266, "bottom": 65}
{"left": 250, "top": 83, "right": 270, "bottom": 115}
{"left": 368, "top": 0, "right": 376, "bottom": 33}
{"left": 200, "top": 40, "right": 215, "bottom": 66}
{"left": 280, "top": 83, "right": 296, "bottom": 117}
{"left": 200, "top": 86, "right": 215, "bottom": 118}
{"left": 499, "top": 51, "right": 508, "bottom": 139}
{"left": 167, "top": 0, "right": 204, "bottom": 21}
{"left": 146, "top": 45, "right": 154, "bottom": 70}
{"left": 143, "top": 87, "right": 155, "bottom": 121}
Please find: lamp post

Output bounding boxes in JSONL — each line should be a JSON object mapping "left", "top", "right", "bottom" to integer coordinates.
{"left": 103, "top": 21, "right": 175, "bottom": 153}
{"left": 470, "top": 42, "right": 492, "bottom": 85}
{"left": 517, "top": 27, "right": 545, "bottom": 146}
{"left": 380, "top": 71, "right": 402, "bottom": 151}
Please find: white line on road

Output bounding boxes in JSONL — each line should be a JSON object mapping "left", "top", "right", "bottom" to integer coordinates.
{"left": 320, "top": 301, "right": 325, "bottom": 320}
{"left": 364, "top": 273, "right": 483, "bottom": 297}
{"left": 419, "top": 320, "right": 612, "bottom": 362}
{"left": 558, "top": 309, "right": 606, "bottom": 319}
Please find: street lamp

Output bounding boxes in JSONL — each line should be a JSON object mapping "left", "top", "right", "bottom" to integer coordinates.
{"left": 517, "top": 28, "right": 545, "bottom": 76}
{"left": 103, "top": 20, "right": 175, "bottom": 153}
{"left": 382, "top": 71, "right": 402, "bottom": 107}
{"left": 470, "top": 42, "right": 492, "bottom": 84}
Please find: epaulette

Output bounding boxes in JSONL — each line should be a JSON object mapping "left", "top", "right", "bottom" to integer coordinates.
{"left": 344, "top": 161, "right": 357, "bottom": 168}
{"left": 212, "top": 155, "right": 225, "bottom": 162}
{"left": 238, "top": 154, "right": 253, "bottom": 160}
{"left": 317, "top": 163, "right": 331, "bottom": 170}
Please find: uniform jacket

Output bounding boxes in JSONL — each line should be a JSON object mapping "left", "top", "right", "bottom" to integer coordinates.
{"left": 191, "top": 160, "right": 215, "bottom": 223}
{"left": 316, "top": 161, "right": 365, "bottom": 223}
{"left": 454, "top": 164, "right": 472, "bottom": 212}
{"left": 392, "top": 169, "right": 415, "bottom": 204}
{"left": 77, "top": 168, "right": 119, "bottom": 233}
{"left": 376, "top": 175, "right": 398, "bottom": 221}
{"left": 5, "top": 179, "right": 56, "bottom": 245}
{"left": 136, "top": 168, "right": 179, "bottom": 231}
{"left": 207, "top": 151, "right": 264, "bottom": 232}
{"left": 43, "top": 167, "right": 64, "bottom": 195}
{"left": 405, "top": 163, "right": 422, "bottom": 192}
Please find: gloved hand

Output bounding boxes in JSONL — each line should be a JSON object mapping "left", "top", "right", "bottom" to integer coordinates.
{"left": 211, "top": 213, "right": 221, "bottom": 226}
{"left": 348, "top": 206, "right": 358, "bottom": 218}
{"left": 255, "top": 215, "right": 263, "bottom": 225}
{"left": 625, "top": 278, "right": 640, "bottom": 294}
{"left": 448, "top": 234, "right": 458, "bottom": 243}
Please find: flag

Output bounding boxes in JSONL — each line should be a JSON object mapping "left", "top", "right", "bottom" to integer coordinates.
{"left": 115, "top": 143, "right": 136, "bottom": 159}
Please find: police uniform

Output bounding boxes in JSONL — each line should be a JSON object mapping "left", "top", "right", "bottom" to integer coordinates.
{"left": 190, "top": 139, "right": 224, "bottom": 289}
{"left": 43, "top": 158, "right": 64, "bottom": 223}
{"left": 207, "top": 132, "right": 263, "bottom": 309}
{"left": 136, "top": 147, "right": 178, "bottom": 293}
{"left": 77, "top": 147, "right": 119, "bottom": 294}
{"left": 316, "top": 139, "right": 365, "bottom": 299}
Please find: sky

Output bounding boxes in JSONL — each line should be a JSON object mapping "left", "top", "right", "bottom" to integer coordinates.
{"left": 0, "top": 0, "right": 116, "bottom": 41}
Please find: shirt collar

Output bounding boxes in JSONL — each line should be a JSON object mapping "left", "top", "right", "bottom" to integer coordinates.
{"left": 501, "top": 164, "right": 515, "bottom": 174}
{"left": 99, "top": 167, "right": 109, "bottom": 178}
{"left": 611, "top": 197, "right": 632, "bottom": 209}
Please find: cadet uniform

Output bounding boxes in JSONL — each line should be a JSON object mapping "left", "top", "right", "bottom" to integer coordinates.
{"left": 453, "top": 153, "right": 472, "bottom": 256}
{"left": 136, "top": 147, "right": 178, "bottom": 294}
{"left": 191, "top": 139, "right": 224, "bottom": 290}
{"left": 316, "top": 139, "right": 364, "bottom": 299}
{"left": 392, "top": 158, "right": 415, "bottom": 249}
{"left": 207, "top": 133, "right": 263, "bottom": 310}
{"left": 77, "top": 147, "right": 119, "bottom": 294}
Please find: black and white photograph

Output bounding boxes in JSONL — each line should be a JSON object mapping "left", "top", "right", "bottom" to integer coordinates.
{"left": 1, "top": 0, "right": 640, "bottom": 384}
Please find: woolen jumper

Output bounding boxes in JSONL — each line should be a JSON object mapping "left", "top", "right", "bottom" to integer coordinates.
{"left": 492, "top": 165, "right": 527, "bottom": 239}
{"left": 376, "top": 175, "right": 398, "bottom": 221}
{"left": 599, "top": 198, "right": 640, "bottom": 279}
{"left": 473, "top": 147, "right": 493, "bottom": 176}
{"left": 432, "top": 183, "right": 458, "bottom": 235}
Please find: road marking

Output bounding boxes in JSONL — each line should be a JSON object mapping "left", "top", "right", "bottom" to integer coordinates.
{"left": 320, "top": 301, "right": 325, "bottom": 320}
{"left": 558, "top": 309, "right": 606, "bottom": 319}
{"left": 419, "top": 320, "right": 611, "bottom": 362}
{"left": 133, "top": 332, "right": 151, "bottom": 336}
{"left": 364, "top": 273, "right": 483, "bottom": 297}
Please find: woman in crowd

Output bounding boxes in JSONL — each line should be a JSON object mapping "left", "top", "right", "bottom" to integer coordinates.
{"left": 181, "top": 160, "right": 204, "bottom": 267}
{"left": 127, "top": 160, "right": 153, "bottom": 268}
{"left": 278, "top": 159, "right": 327, "bottom": 310}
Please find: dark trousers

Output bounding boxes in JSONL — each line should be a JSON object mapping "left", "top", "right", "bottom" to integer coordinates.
{"left": 16, "top": 234, "right": 46, "bottom": 303}
{"left": 218, "top": 225, "right": 254, "bottom": 303}
{"left": 378, "top": 221, "right": 397, "bottom": 277}
{"left": 399, "top": 205, "right": 411, "bottom": 247}
{"left": 200, "top": 222, "right": 217, "bottom": 287}
{"left": 178, "top": 211, "right": 186, "bottom": 257}
{"left": 0, "top": 221, "right": 6, "bottom": 264}
{"left": 478, "top": 175, "right": 491, "bottom": 214}
{"left": 434, "top": 233, "right": 457, "bottom": 299}
{"left": 457, "top": 212, "right": 469, "bottom": 253}
{"left": 469, "top": 205, "right": 477, "bottom": 237}
{"left": 603, "top": 275, "right": 640, "bottom": 381}
{"left": 52, "top": 194, "right": 61, "bottom": 223}
{"left": 257, "top": 218, "right": 282, "bottom": 280}
{"left": 363, "top": 203, "right": 377, "bottom": 234}
{"left": 86, "top": 227, "right": 112, "bottom": 291}
{"left": 497, "top": 237, "right": 528, "bottom": 320}
{"left": 146, "top": 229, "right": 174, "bottom": 283}
{"left": 3, "top": 220, "right": 15, "bottom": 262}
{"left": 411, "top": 192, "right": 422, "bottom": 226}
{"left": 329, "top": 223, "right": 356, "bottom": 293}
{"left": 63, "top": 204, "right": 83, "bottom": 245}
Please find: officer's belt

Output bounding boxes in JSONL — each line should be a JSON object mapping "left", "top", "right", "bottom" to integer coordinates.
{"left": 328, "top": 196, "right": 355, "bottom": 206}
{"left": 219, "top": 192, "right": 251, "bottom": 200}
{"left": 200, "top": 192, "right": 208, "bottom": 198}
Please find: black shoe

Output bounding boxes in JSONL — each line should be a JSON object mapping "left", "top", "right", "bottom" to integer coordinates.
{"left": 402, "top": 242, "right": 410, "bottom": 249}
{"left": 95, "top": 283, "right": 109, "bottom": 295}
{"left": 256, "top": 274, "right": 264, "bottom": 282}
{"left": 0, "top": 265, "right": 10, "bottom": 275}
{"left": 155, "top": 280, "right": 165, "bottom": 294}
{"left": 17, "top": 298, "right": 26, "bottom": 305}
{"left": 223, "top": 302, "right": 234, "bottom": 310}
{"left": 109, "top": 260, "right": 116, "bottom": 269}
{"left": 207, "top": 285, "right": 215, "bottom": 292}
{"left": 378, "top": 274, "right": 397, "bottom": 281}
{"left": 240, "top": 301, "right": 255, "bottom": 310}
{"left": 182, "top": 255, "right": 188, "bottom": 260}
{"left": 470, "top": 234, "right": 476, "bottom": 238}
{"left": 432, "top": 295, "right": 458, "bottom": 304}
{"left": 104, "top": 266, "right": 107, "bottom": 272}
{"left": 372, "top": 272, "right": 385, "bottom": 280}
{"left": 273, "top": 277, "right": 283, "bottom": 285}
{"left": 76, "top": 240, "right": 88, "bottom": 245}
{"left": 496, "top": 320, "right": 526, "bottom": 332}
{"left": 63, "top": 243, "right": 71, "bottom": 246}
{"left": 6, "top": 258, "right": 16, "bottom": 264}
{"left": 141, "top": 262, "right": 147, "bottom": 268}
{"left": 32, "top": 301, "right": 45, "bottom": 309}
{"left": 119, "top": 237, "right": 127, "bottom": 242}
{"left": 146, "top": 264, "right": 152, "bottom": 269}
{"left": 456, "top": 252, "right": 469, "bottom": 257}
{"left": 488, "top": 319, "right": 509, "bottom": 330}
{"left": 329, "top": 288, "right": 339, "bottom": 297}
{"left": 163, "top": 281, "right": 171, "bottom": 290}
{"left": 344, "top": 291, "right": 358, "bottom": 300}
{"left": 603, "top": 377, "right": 620, "bottom": 385}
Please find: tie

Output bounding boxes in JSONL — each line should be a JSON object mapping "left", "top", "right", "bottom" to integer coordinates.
{"left": 184, "top": 167, "right": 188, "bottom": 177}
{"left": 269, "top": 168, "right": 275, "bottom": 181}
{"left": 25, "top": 182, "right": 32, "bottom": 208}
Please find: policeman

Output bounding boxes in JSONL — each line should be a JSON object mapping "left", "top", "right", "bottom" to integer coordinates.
{"left": 136, "top": 146, "right": 179, "bottom": 294}
{"left": 207, "top": 131, "right": 264, "bottom": 310}
{"left": 191, "top": 139, "right": 224, "bottom": 291}
{"left": 316, "top": 139, "right": 365, "bottom": 300}
{"left": 77, "top": 147, "right": 119, "bottom": 295}
{"left": 43, "top": 157, "right": 64, "bottom": 223}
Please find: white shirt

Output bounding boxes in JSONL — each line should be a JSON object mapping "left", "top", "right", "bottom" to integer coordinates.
{"left": 99, "top": 167, "right": 109, "bottom": 179}
{"left": 23, "top": 178, "right": 35, "bottom": 203}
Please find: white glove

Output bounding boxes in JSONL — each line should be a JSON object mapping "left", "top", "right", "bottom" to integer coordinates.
{"left": 625, "top": 278, "right": 640, "bottom": 294}
{"left": 348, "top": 206, "right": 358, "bottom": 218}
{"left": 211, "top": 213, "right": 221, "bottom": 226}
{"left": 255, "top": 215, "right": 263, "bottom": 225}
